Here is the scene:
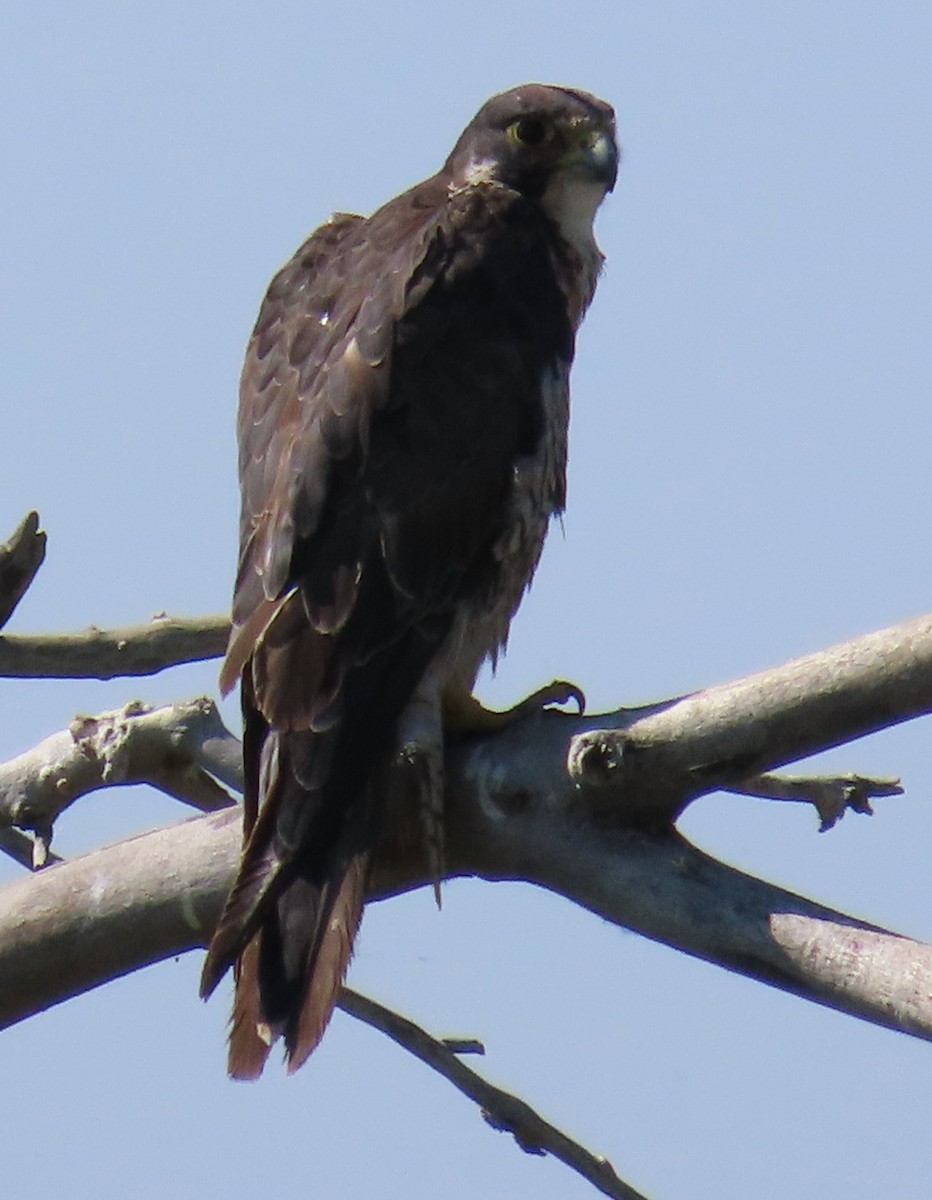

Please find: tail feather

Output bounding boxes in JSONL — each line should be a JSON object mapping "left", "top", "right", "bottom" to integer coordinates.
{"left": 199, "top": 728, "right": 292, "bottom": 1001}
{"left": 205, "top": 604, "right": 450, "bottom": 1076}
{"left": 228, "top": 936, "right": 274, "bottom": 1080}
{"left": 199, "top": 839, "right": 286, "bottom": 1001}
{"left": 207, "top": 717, "right": 376, "bottom": 1074}
{"left": 199, "top": 725, "right": 337, "bottom": 1002}
{"left": 285, "top": 852, "right": 368, "bottom": 1072}
{"left": 225, "top": 848, "right": 369, "bottom": 1076}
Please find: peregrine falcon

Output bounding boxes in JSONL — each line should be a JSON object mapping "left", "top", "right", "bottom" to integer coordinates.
{"left": 201, "top": 83, "right": 618, "bottom": 1077}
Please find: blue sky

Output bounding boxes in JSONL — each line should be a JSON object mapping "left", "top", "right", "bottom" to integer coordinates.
{"left": 2, "top": 4, "right": 932, "bottom": 1197}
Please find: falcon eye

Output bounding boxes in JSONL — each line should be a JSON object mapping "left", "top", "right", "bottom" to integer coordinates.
{"left": 508, "top": 117, "right": 551, "bottom": 147}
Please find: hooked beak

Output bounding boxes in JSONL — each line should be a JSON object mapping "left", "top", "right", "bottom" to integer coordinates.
{"left": 580, "top": 128, "right": 619, "bottom": 192}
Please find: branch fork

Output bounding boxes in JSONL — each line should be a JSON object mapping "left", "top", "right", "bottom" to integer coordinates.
{"left": 2, "top": 510, "right": 932, "bottom": 1199}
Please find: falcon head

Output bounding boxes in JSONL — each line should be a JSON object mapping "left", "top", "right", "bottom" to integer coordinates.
{"left": 444, "top": 83, "right": 618, "bottom": 244}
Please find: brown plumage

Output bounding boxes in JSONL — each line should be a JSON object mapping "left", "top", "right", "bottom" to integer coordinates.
{"left": 200, "top": 84, "right": 618, "bottom": 1077}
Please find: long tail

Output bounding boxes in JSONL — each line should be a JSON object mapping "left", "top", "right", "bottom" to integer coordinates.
{"left": 200, "top": 619, "right": 446, "bottom": 1078}
{"left": 200, "top": 716, "right": 377, "bottom": 1078}
{"left": 227, "top": 835, "right": 370, "bottom": 1078}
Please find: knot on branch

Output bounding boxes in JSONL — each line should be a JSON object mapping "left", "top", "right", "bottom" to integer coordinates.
{"left": 70, "top": 700, "right": 150, "bottom": 784}
{"left": 566, "top": 729, "right": 627, "bottom": 787}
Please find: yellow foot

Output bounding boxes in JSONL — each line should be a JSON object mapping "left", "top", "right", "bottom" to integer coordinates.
{"left": 442, "top": 680, "right": 586, "bottom": 734}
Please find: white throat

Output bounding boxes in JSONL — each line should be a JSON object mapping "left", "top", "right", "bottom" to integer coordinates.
{"left": 540, "top": 174, "right": 606, "bottom": 257}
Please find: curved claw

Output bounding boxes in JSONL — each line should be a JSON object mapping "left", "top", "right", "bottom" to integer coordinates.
{"left": 443, "top": 679, "right": 586, "bottom": 734}
{"left": 535, "top": 679, "right": 586, "bottom": 715}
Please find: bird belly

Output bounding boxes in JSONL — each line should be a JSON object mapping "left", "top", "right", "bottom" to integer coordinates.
{"left": 438, "top": 361, "right": 570, "bottom": 693}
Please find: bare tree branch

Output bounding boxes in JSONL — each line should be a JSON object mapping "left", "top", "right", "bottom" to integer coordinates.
{"left": 727, "top": 771, "right": 902, "bottom": 830}
{"left": 564, "top": 611, "right": 932, "bottom": 822}
{"left": 0, "top": 826, "right": 62, "bottom": 871}
{"left": 0, "top": 512, "right": 46, "bottom": 632}
{"left": 0, "top": 611, "right": 930, "bottom": 1062}
{"left": 3, "top": 610, "right": 932, "bottom": 1045}
{"left": 338, "top": 988, "right": 646, "bottom": 1200}
{"left": 0, "top": 698, "right": 239, "bottom": 863}
{"left": 0, "top": 614, "right": 229, "bottom": 679}
{"left": 441, "top": 1038, "right": 485, "bottom": 1055}
{"left": 1, "top": 799, "right": 930, "bottom": 1041}
{"left": 0, "top": 808, "right": 237, "bottom": 1028}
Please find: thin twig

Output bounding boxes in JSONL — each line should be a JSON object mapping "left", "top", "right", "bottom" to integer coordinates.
{"left": 0, "top": 512, "right": 46, "bottom": 632}
{"left": 338, "top": 988, "right": 648, "bottom": 1200}
{"left": 728, "top": 771, "right": 903, "bottom": 830}
{"left": 0, "top": 614, "right": 230, "bottom": 679}
{"left": 441, "top": 1038, "right": 485, "bottom": 1055}
{"left": 0, "top": 827, "right": 62, "bottom": 871}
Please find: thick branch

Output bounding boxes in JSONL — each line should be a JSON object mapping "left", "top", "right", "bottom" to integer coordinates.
{"left": 444, "top": 802, "right": 932, "bottom": 1038}
{"left": 566, "top": 612, "right": 932, "bottom": 819}
{"left": 0, "top": 614, "right": 229, "bottom": 679}
{"left": 0, "top": 699, "right": 239, "bottom": 858}
{"left": 0, "top": 776, "right": 930, "bottom": 1045}
{"left": 2, "top": 612, "right": 932, "bottom": 1044}
{"left": 0, "top": 809, "right": 238, "bottom": 1027}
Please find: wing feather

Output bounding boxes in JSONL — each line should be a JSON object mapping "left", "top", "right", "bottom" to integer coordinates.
{"left": 205, "top": 174, "right": 577, "bottom": 1074}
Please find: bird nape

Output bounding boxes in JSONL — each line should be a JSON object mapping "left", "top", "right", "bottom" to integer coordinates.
{"left": 200, "top": 83, "right": 618, "bottom": 1079}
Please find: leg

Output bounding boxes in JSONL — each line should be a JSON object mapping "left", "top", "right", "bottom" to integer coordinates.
{"left": 395, "top": 684, "right": 445, "bottom": 908}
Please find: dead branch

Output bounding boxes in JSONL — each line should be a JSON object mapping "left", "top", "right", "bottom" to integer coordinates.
{"left": 0, "top": 698, "right": 239, "bottom": 862}
{"left": 1, "top": 798, "right": 929, "bottom": 1043}
{"left": 564, "top": 612, "right": 932, "bottom": 822}
{"left": 727, "top": 771, "right": 902, "bottom": 830}
{"left": 0, "top": 826, "right": 62, "bottom": 871}
{"left": 339, "top": 988, "right": 645, "bottom": 1200}
{"left": 0, "top": 614, "right": 230, "bottom": 679}
{"left": 0, "top": 808, "right": 238, "bottom": 1027}
{"left": 0, "top": 512, "right": 46, "bottom": 631}
{"left": 2, "top": 610, "right": 932, "bottom": 1043}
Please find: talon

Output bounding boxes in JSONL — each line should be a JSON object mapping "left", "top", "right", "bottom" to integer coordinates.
{"left": 527, "top": 679, "right": 586, "bottom": 716}
{"left": 442, "top": 679, "right": 586, "bottom": 734}
{"left": 394, "top": 738, "right": 445, "bottom": 909}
